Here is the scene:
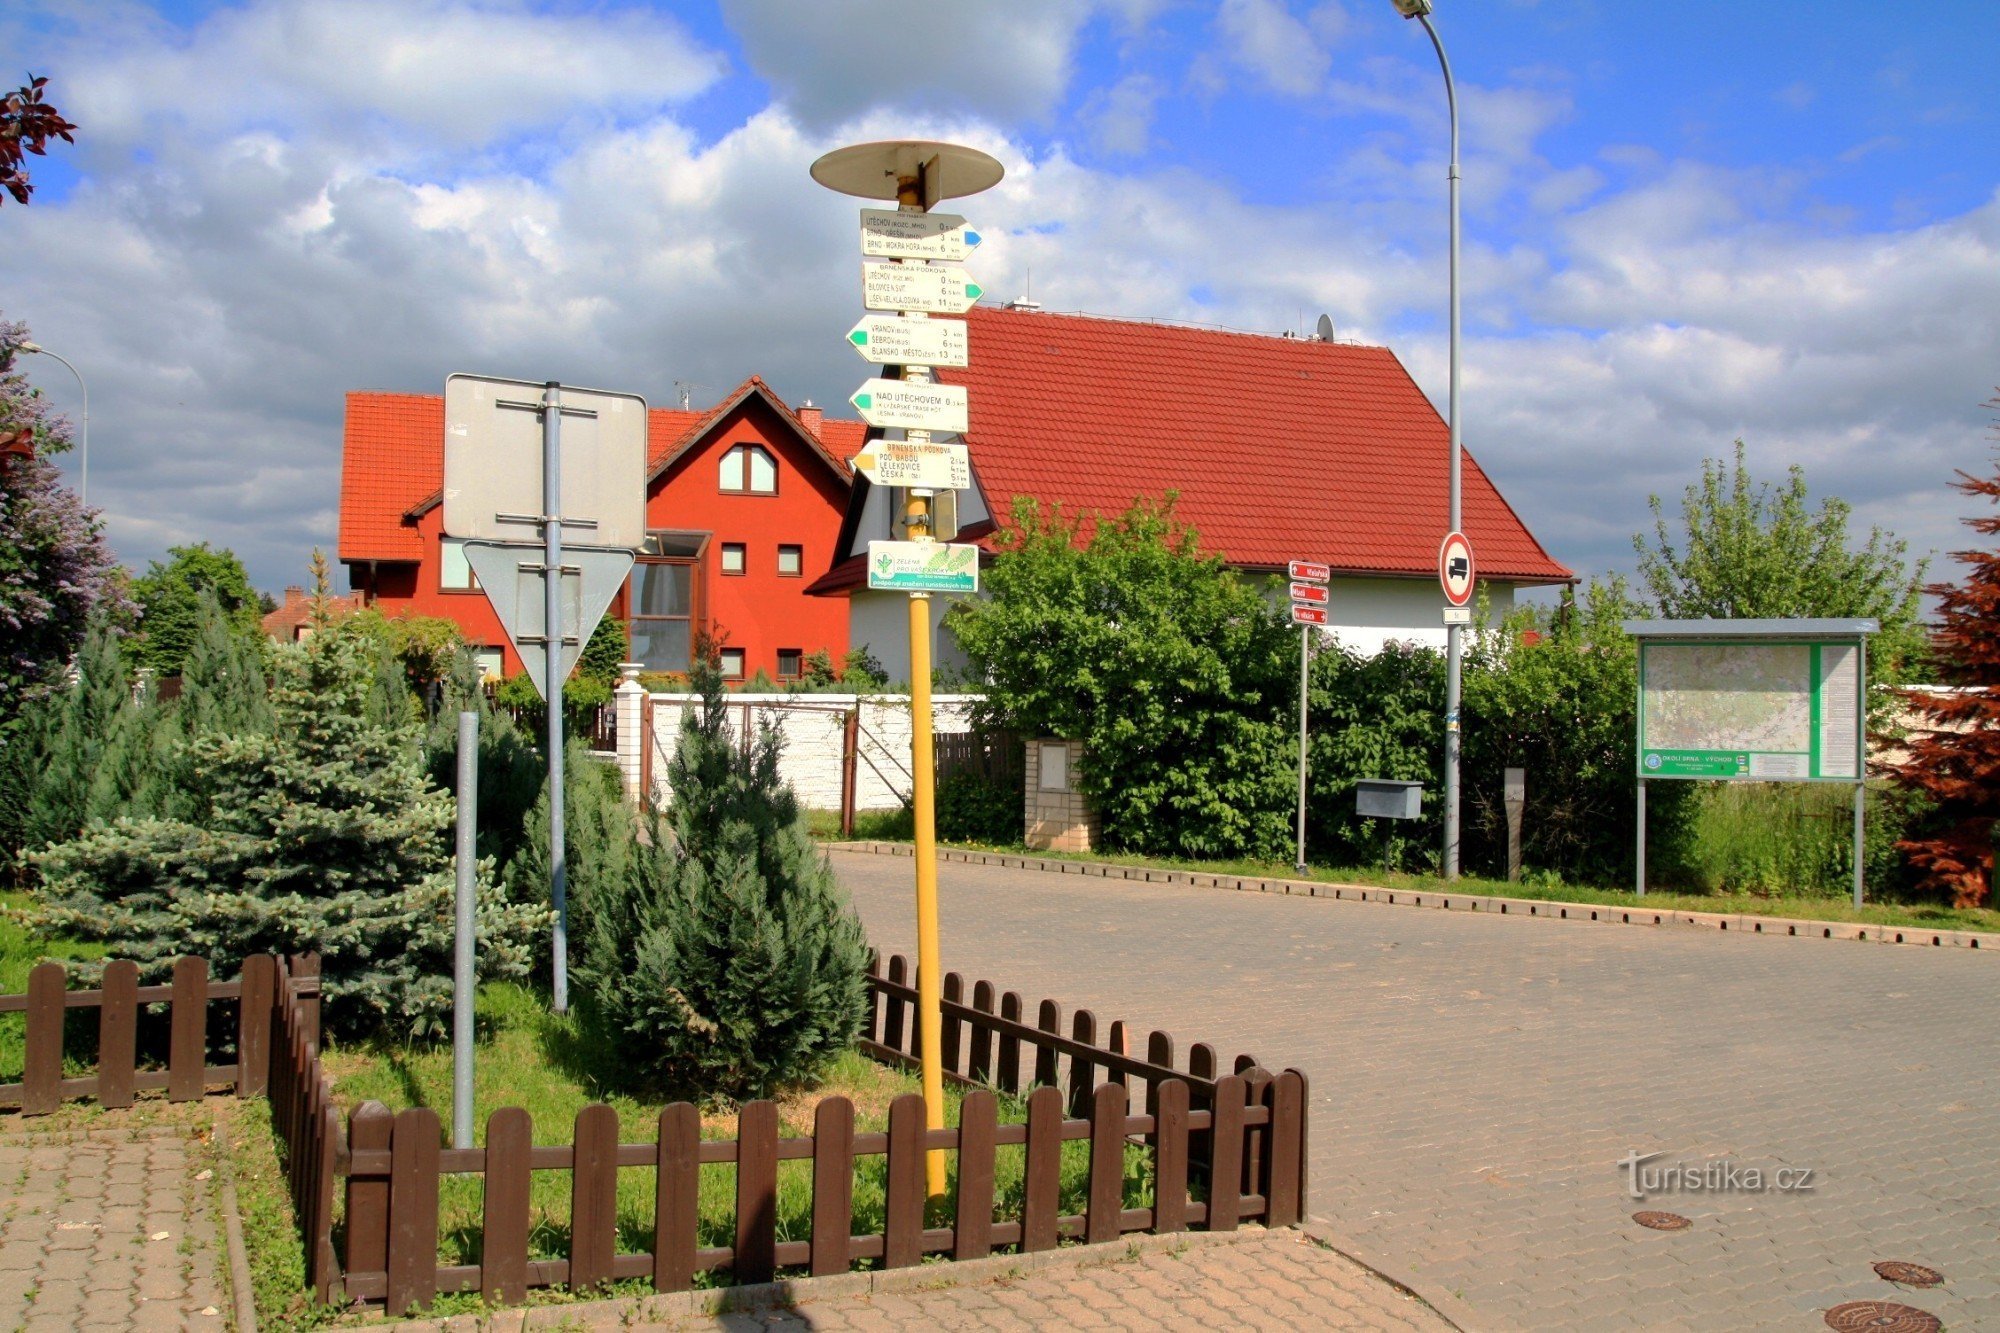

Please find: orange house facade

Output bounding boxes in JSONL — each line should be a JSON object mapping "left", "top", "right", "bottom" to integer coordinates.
{"left": 338, "top": 378, "right": 867, "bottom": 683}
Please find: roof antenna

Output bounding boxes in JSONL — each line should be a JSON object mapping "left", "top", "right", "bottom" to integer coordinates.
{"left": 673, "top": 379, "right": 710, "bottom": 410}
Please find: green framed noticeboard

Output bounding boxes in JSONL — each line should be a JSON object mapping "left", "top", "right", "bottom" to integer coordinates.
{"left": 1636, "top": 639, "right": 1864, "bottom": 782}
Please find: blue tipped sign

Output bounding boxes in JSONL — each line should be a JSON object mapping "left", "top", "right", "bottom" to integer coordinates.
{"left": 860, "top": 208, "right": 982, "bottom": 261}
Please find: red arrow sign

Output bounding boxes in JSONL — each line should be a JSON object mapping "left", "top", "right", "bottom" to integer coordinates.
{"left": 1288, "top": 559, "right": 1331, "bottom": 583}
{"left": 1289, "top": 583, "right": 1329, "bottom": 604}
{"left": 1291, "top": 603, "right": 1328, "bottom": 626}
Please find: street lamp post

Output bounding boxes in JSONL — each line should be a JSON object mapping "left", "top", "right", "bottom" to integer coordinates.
{"left": 1393, "top": 0, "right": 1464, "bottom": 880}
{"left": 19, "top": 342, "right": 88, "bottom": 508}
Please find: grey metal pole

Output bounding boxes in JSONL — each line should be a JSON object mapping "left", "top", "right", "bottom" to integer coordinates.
{"left": 1418, "top": 13, "right": 1463, "bottom": 881}
{"left": 542, "top": 382, "right": 570, "bottom": 1014}
{"left": 1296, "top": 624, "right": 1311, "bottom": 873}
{"left": 23, "top": 345, "right": 87, "bottom": 507}
{"left": 1635, "top": 779, "right": 1647, "bottom": 897}
{"left": 453, "top": 709, "right": 478, "bottom": 1149}
{"left": 1853, "top": 635, "right": 1868, "bottom": 909}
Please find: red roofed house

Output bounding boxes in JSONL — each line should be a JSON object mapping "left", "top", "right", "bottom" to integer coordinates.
{"left": 338, "top": 378, "right": 868, "bottom": 682}
{"left": 807, "top": 307, "right": 1573, "bottom": 679}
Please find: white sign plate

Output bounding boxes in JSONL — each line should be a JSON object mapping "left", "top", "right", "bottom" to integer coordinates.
{"left": 443, "top": 374, "right": 647, "bottom": 549}
{"left": 1439, "top": 531, "right": 1475, "bottom": 607}
{"left": 853, "top": 440, "right": 970, "bottom": 490}
{"left": 462, "top": 543, "right": 634, "bottom": 699}
{"left": 867, "top": 540, "right": 980, "bottom": 594}
{"left": 847, "top": 315, "right": 970, "bottom": 368}
{"left": 860, "top": 208, "right": 981, "bottom": 261}
{"left": 862, "top": 264, "right": 984, "bottom": 315}
{"left": 1442, "top": 605, "right": 1473, "bottom": 625}
{"left": 850, "top": 378, "right": 970, "bottom": 433}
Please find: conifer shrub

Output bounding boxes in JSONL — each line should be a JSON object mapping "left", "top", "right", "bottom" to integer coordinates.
{"left": 575, "top": 659, "right": 869, "bottom": 1101}
{"left": 30, "top": 616, "right": 545, "bottom": 1037}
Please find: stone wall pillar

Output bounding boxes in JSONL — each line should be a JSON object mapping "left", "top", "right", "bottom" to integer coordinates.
{"left": 1024, "top": 738, "right": 1100, "bottom": 852}
{"left": 614, "top": 663, "right": 645, "bottom": 802}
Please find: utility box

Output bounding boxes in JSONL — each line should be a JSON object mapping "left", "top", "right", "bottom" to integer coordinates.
{"left": 1356, "top": 779, "right": 1423, "bottom": 821}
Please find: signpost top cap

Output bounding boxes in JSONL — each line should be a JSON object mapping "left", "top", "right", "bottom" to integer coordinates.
{"left": 810, "top": 140, "right": 1004, "bottom": 204}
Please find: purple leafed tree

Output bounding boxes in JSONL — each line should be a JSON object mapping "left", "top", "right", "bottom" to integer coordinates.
{"left": 1, "top": 76, "right": 77, "bottom": 207}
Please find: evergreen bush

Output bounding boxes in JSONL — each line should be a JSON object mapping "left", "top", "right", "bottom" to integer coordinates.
{"left": 574, "top": 659, "right": 868, "bottom": 1100}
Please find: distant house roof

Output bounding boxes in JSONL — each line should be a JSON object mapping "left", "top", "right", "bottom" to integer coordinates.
{"left": 261, "top": 585, "right": 360, "bottom": 640}
{"left": 917, "top": 308, "right": 1570, "bottom": 582}
{"left": 337, "top": 379, "right": 867, "bottom": 564}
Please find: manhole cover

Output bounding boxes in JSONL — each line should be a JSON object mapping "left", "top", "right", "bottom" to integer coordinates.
{"left": 1632, "top": 1210, "right": 1691, "bottom": 1231}
{"left": 1824, "top": 1301, "right": 1943, "bottom": 1333}
{"left": 1872, "top": 1261, "right": 1944, "bottom": 1288}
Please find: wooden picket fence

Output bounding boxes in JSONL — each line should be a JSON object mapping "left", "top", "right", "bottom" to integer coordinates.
{"left": 4, "top": 951, "right": 1307, "bottom": 1318}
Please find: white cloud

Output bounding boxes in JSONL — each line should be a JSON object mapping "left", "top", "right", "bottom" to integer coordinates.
{"left": 1082, "top": 75, "right": 1163, "bottom": 156}
{"left": 1217, "top": 0, "right": 1332, "bottom": 97}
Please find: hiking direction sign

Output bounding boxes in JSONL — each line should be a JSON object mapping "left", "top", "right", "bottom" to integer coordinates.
{"left": 867, "top": 540, "right": 979, "bottom": 594}
{"left": 859, "top": 207, "right": 981, "bottom": 261}
{"left": 852, "top": 439, "right": 971, "bottom": 490}
{"left": 862, "top": 263, "right": 983, "bottom": 315}
{"left": 848, "top": 315, "right": 970, "bottom": 368}
{"left": 850, "top": 379, "right": 970, "bottom": 433}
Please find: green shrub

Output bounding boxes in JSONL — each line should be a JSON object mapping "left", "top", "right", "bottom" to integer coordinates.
{"left": 937, "top": 769, "right": 1021, "bottom": 844}
{"left": 574, "top": 660, "right": 868, "bottom": 1100}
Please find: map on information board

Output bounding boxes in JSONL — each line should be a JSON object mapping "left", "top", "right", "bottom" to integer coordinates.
{"left": 1639, "top": 641, "right": 1861, "bottom": 781}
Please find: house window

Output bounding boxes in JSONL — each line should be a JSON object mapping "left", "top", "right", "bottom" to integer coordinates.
{"left": 777, "top": 648, "right": 803, "bottom": 679}
{"left": 720, "top": 443, "right": 777, "bottom": 494}
{"left": 777, "top": 544, "right": 803, "bottom": 577}
{"left": 440, "top": 538, "right": 479, "bottom": 592}
{"left": 720, "top": 647, "right": 746, "bottom": 679}
{"left": 631, "top": 531, "right": 705, "bottom": 673}
{"left": 472, "top": 647, "right": 504, "bottom": 682}
{"left": 720, "top": 542, "right": 746, "bottom": 576}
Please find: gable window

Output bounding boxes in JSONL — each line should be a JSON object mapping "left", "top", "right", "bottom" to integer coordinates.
{"left": 719, "top": 647, "right": 746, "bottom": 679}
{"left": 630, "top": 531, "right": 705, "bottom": 673}
{"left": 440, "top": 538, "right": 480, "bottom": 592}
{"left": 720, "top": 443, "right": 777, "bottom": 495}
{"left": 720, "top": 543, "right": 746, "bottom": 575}
{"left": 776, "top": 648, "right": 803, "bottom": 679}
{"left": 777, "top": 544, "right": 803, "bottom": 577}
{"left": 472, "top": 647, "right": 504, "bottom": 682}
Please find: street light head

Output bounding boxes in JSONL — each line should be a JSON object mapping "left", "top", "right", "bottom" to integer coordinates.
{"left": 1391, "top": 0, "right": 1434, "bottom": 16}
{"left": 17, "top": 342, "right": 43, "bottom": 354}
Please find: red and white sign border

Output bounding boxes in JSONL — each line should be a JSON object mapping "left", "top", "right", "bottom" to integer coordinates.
{"left": 1439, "top": 531, "right": 1475, "bottom": 607}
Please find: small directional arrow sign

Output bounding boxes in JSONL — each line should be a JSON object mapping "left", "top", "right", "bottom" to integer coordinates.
{"left": 1289, "top": 582, "right": 1329, "bottom": 604}
{"left": 1291, "top": 604, "right": 1328, "bottom": 626}
{"left": 860, "top": 208, "right": 982, "bottom": 261}
{"left": 848, "top": 315, "right": 970, "bottom": 368}
{"left": 850, "top": 379, "right": 970, "bottom": 433}
{"left": 862, "top": 264, "right": 983, "bottom": 315}
{"left": 852, "top": 439, "right": 971, "bottom": 490}
{"left": 1289, "top": 559, "right": 1331, "bottom": 583}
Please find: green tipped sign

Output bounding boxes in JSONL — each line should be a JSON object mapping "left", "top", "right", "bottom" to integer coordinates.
{"left": 867, "top": 540, "right": 980, "bottom": 593}
{"left": 849, "top": 378, "right": 970, "bottom": 433}
{"left": 847, "top": 315, "right": 970, "bottom": 367}
{"left": 862, "top": 263, "right": 983, "bottom": 314}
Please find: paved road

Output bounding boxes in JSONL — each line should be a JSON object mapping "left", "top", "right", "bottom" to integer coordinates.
{"left": 0, "top": 1122, "right": 228, "bottom": 1332}
{"left": 833, "top": 849, "right": 2000, "bottom": 1331}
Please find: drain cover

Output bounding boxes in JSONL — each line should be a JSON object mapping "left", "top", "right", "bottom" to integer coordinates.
{"left": 1872, "top": 1261, "right": 1944, "bottom": 1288}
{"left": 1632, "top": 1210, "right": 1691, "bottom": 1231}
{"left": 1824, "top": 1301, "right": 1942, "bottom": 1333}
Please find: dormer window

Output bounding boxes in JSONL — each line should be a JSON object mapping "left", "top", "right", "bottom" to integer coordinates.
{"left": 720, "top": 443, "right": 777, "bottom": 495}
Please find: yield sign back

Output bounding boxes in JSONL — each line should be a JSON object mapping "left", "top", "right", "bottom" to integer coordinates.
{"left": 464, "top": 542, "right": 634, "bottom": 700}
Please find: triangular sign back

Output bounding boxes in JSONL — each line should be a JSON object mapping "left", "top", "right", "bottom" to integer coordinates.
{"left": 463, "top": 542, "right": 634, "bottom": 700}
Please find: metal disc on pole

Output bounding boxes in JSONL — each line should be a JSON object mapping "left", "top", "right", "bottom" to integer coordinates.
{"left": 811, "top": 141, "right": 1004, "bottom": 205}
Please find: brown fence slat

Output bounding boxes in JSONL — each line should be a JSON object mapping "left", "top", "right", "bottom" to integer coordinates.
{"left": 1033, "top": 1000, "right": 1061, "bottom": 1089}
{"left": 570, "top": 1103, "right": 620, "bottom": 1292}
{"left": 884, "top": 956, "right": 909, "bottom": 1054}
{"left": 882, "top": 1093, "right": 926, "bottom": 1269}
{"left": 1107, "top": 1020, "right": 1131, "bottom": 1091}
{"left": 22, "top": 962, "right": 65, "bottom": 1116}
{"left": 810, "top": 1095, "right": 855, "bottom": 1276}
{"left": 953, "top": 1089, "right": 997, "bottom": 1260}
{"left": 653, "top": 1103, "right": 700, "bottom": 1293}
{"left": 310, "top": 1102, "right": 342, "bottom": 1301}
{"left": 1153, "top": 1079, "right": 1191, "bottom": 1234}
{"left": 97, "top": 961, "right": 139, "bottom": 1110}
{"left": 1241, "top": 1068, "right": 1272, "bottom": 1208}
{"left": 1187, "top": 1041, "right": 1217, "bottom": 1176}
{"left": 1086, "top": 1082, "right": 1127, "bottom": 1244}
{"left": 734, "top": 1099, "right": 779, "bottom": 1285}
{"left": 237, "top": 954, "right": 275, "bottom": 1097}
{"left": 1067, "top": 1010, "right": 1097, "bottom": 1117}
{"left": 940, "top": 972, "right": 964, "bottom": 1076}
{"left": 1266, "top": 1072, "right": 1305, "bottom": 1227}
{"left": 1207, "top": 1075, "right": 1245, "bottom": 1233}
{"left": 968, "top": 980, "right": 995, "bottom": 1084}
{"left": 1021, "top": 1085, "right": 1062, "bottom": 1253}
{"left": 167, "top": 956, "right": 208, "bottom": 1102}
{"left": 480, "top": 1108, "right": 532, "bottom": 1304}
{"left": 345, "top": 1102, "right": 394, "bottom": 1280}
{"left": 291, "top": 953, "right": 322, "bottom": 1052}
{"left": 864, "top": 954, "right": 882, "bottom": 1044}
{"left": 385, "top": 1107, "right": 442, "bottom": 1316}
{"left": 1291, "top": 1067, "right": 1311, "bottom": 1217}
{"left": 998, "top": 992, "right": 1023, "bottom": 1094}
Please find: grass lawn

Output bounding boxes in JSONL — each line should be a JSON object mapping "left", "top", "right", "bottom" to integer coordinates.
{"left": 819, "top": 838, "right": 2000, "bottom": 935}
{"left": 0, "top": 889, "right": 106, "bottom": 1082}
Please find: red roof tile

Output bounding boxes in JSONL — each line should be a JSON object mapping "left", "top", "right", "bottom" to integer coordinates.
{"left": 936, "top": 308, "right": 1571, "bottom": 583}
{"left": 339, "top": 382, "right": 866, "bottom": 563}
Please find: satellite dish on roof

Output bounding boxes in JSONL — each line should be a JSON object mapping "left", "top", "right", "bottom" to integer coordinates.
{"left": 1316, "top": 314, "right": 1335, "bottom": 342}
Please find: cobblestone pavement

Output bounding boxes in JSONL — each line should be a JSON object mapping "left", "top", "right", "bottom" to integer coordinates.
{"left": 0, "top": 1119, "right": 228, "bottom": 1333}
{"left": 833, "top": 850, "right": 2000, "bottom": 1331}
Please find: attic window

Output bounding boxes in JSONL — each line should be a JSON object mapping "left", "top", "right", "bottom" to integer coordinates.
{"left": 721, "top": 443, "right": 777, "bottom": 494}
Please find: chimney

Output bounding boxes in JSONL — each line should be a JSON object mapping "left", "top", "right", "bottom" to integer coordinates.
{"left": 284, "top": 586, "right": 306, "bottom": 606}
{"left": 797, "top": 399, "right": 823, "bottom": 438}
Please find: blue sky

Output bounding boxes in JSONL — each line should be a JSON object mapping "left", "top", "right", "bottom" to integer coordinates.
{"left": 3, "top": 0, "right": 1997, "bottom": 596}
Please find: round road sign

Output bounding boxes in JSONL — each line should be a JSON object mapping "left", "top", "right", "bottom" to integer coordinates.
{"left": 1439, "top": 531, "right": 1475, "bottom": 606}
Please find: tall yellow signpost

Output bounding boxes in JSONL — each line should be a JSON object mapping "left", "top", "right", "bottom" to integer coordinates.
{"left": 811, "top": 141, "right": 1003, "bottom": 1198}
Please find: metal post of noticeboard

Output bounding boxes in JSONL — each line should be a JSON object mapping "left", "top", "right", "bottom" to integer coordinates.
{"left": 1853, "top": 634, "right": 1867, "bottom": 909}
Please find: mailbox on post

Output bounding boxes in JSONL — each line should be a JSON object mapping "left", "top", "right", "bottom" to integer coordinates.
{"left": 1356, "top": 779, "right": 1423, "bottom": 821}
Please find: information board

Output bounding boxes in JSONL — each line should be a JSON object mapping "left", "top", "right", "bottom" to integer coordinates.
{"left": 1637, "top": 640, "right": 1862, "bottom": 781}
